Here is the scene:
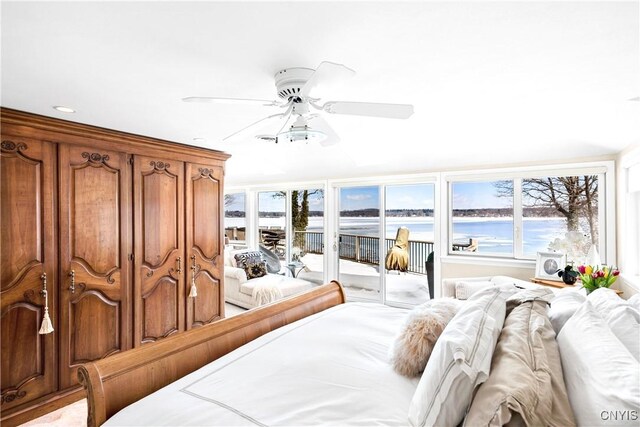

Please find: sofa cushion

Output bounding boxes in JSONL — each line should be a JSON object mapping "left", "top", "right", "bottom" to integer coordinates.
{"left": 239, "top": 274, "right": 312, "bottom": 298}
{"left": 245, "top": 261, "right": 268, "bottom": 280}
{"left": 233, "top": 250, "right": 262, "bottom": 269}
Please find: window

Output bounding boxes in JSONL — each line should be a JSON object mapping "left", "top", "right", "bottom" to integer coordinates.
{"left": 258, "top": 191, "right": 287, "bottom": 260}
{"left": 451, "top": 180, "right": 514, "bottom": 256}
{"left": 449, "top": 171, "right": 606, "bottom": 262}
{"left": 224, "top": 192, "right": 246, "bottom": 245}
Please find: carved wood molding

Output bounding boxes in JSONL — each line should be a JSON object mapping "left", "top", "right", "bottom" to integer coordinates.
{"left": 149, "top": 160, "right": 170, "bottom": 171}
{"left": 1, "top": 140, "right": 27, "bottom": 152}
{"left": 81, "top": 152, "right": 110, "bottom": 164}
{"left": 197, "top": 167, "right": 213, "bottom": 178}
{"left": 1, "top": 374, "right": 39, "bottom": 406}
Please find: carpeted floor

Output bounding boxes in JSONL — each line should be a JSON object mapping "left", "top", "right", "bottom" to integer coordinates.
{"left": 20, "top": 303, "right": 247, "bottom": 427}
{"left": 20, "top": 398, "right": 87, "bottom": 427}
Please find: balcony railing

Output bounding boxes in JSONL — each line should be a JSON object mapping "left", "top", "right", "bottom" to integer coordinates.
{"left": 294, "top": 231, "right": 440, "bottom": 275}
{"left": 224, "top": 229, "right": 476, "bottom": 275}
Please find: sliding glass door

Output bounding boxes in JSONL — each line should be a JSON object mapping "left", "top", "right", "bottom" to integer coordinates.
{"left": 384, "top": 184, "right": 434, "bottom": 304}
{"left": 334, "top": 181, "right": 436, "bottom": 305}
{"left": 291, "top": 189, "right": 324, "bottom": 285}
{"left": 338, "top": 186, "right": 381, "bottom": 301}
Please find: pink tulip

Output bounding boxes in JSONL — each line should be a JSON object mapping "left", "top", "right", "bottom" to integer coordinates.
{"left": 578, "top": 265, "right": 586, "bottom": 274}
{"left": 592, "top": 273, "right": 598, "bottom": 279}
{"left": 613, "top": 270, "right": 620, "bottom": 276}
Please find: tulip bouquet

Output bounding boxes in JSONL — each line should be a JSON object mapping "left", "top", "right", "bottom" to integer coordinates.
{"left": 577, "top": 265, "right": 620, "bottom": 293}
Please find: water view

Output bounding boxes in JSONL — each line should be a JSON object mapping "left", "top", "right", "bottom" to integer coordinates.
{"left": 228, "top": 215, "right": 568, "bottom": 257}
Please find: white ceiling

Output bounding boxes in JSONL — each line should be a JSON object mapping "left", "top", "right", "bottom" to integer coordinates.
{"left": 2, "top": 1, "right": 639, "bottom": 186}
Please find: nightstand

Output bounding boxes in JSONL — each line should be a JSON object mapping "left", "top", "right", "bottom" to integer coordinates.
{"left": 530, "top": 278, "right": 623, "bottom": 295}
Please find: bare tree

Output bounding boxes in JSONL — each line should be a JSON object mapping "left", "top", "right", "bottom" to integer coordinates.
{"left": 274, "top": 190, "right": 323, "bottom": 249}
{"left": 224, "top": 193, "right": 236, "bottom": 207}
{"left": 495, "top": 176, "right": 598, "bottom": 243}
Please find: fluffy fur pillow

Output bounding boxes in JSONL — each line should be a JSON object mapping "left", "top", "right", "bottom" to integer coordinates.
{"left": 390, "top": 298, "right": 463, "bottom": 377}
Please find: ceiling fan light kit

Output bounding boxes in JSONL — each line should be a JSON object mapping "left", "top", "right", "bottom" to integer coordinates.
{"left": 183, "top": 61, "right": 414, "bottom": 145}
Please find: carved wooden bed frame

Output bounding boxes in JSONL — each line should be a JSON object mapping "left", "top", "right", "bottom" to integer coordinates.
{"left": 78, "top": 281, "right": 346, "bottom": 427}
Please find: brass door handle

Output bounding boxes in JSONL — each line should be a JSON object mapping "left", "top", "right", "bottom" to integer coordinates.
{"left": 40, "top": 272, "right": 47, "bottom": 296}
{"left": 176, "top": 257, "right": 182, "bottom": 274}
{"left": 39, "top": 272, "right": 54, "bottom": 334}
{"left": 69, "top": 270, "right": 76, "bottom": 293}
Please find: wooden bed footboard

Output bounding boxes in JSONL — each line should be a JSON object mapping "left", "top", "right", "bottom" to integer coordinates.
{"left": 78, "top": 281, "right": 346, "bottom": 427}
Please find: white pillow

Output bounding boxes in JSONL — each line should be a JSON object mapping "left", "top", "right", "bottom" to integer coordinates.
{"left": 628, "top": 293, "right": 640, "bottom": 312}
{"left": 454, "top": 280, "right": 494, "bottom": 300}
{"left": 548, "top": 288, "right": 586, "bottom": 334}
{"left": 408, "top": 287, "right": 507, "bottom": 427}
{"left": 588, "top": 288, "right": 640, "bottom": 361}
{"left": 557, "top": 301, "right": 640, "bottom": 426}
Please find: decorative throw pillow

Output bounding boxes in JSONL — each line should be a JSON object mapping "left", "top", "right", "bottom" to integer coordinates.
{"left": 244, "top": 261, "right": 267, "bottom": 279}
{"left": 389, "top": 298, "right": 463, "bottom": 377}
{"left": 234, "top": 251, "right": 262, "bottom": 270}
{"left": 408, "top": 287, "right": 508, "bottom": 427}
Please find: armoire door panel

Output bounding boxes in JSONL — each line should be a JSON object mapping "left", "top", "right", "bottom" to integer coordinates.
{"left": 191, "top": 176, "right": 220, "bottom": 260}
{"left": 0, "top": 138, "right": 57, "bottom": 411}
{"left": 133, "top": 157, "right": 184, "bottom": 346}
{"left": 190, "top": 271, "right": 221, "bottom": 328}
{"left": 185, "top": 163, "right": 224, "bottom": 329}
{"left": 70, "top": 161, "right": 120, "bottom": 274}
{"left": 69, "top": 290, "right": 120, "bottom": 362}
{"left": 59, "top": 146, "right": 131, "bottom": 390}
{"left": 142, "top": 276, "right": 179, "bottom": 342}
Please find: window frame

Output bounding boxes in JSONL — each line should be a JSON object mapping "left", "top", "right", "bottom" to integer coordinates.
{"left": 444, "top": 161, "right": 615, "bottom": 264}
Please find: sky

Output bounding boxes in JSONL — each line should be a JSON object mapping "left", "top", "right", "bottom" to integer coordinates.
{"left": 340, "top": 184, "right": 436, "bottom": 211}
{"left": 227, "top": 181, "right": 507, "bottom": 213}
{"left": 452, "top": 181, "right": 512, "bottom": 209}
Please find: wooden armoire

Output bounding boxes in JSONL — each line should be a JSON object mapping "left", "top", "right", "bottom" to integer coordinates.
{"left": 0, "top": 108, "right": 230, "bottom": 425}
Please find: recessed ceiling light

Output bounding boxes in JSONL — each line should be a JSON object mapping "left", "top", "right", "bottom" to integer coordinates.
{"left": 193, "top": 137, "right": 206, "bottom": 142}
{"left": 53, "top": 105, "right": 76, "bottom": 113}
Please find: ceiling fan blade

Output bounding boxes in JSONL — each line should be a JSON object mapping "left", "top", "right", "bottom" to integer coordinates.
{"left": 182, "top": 97, "right": 279, "bottom": 106}
{"left": 322, "top": 101, "right": 414, "bottom": 119}
{"left": 307, "top": 115, "right": 340, "bottom": 146}
{"left": 223, "top": 111, "right": 290, "bottom": 141}
{"left": 300, "top": 62, "right": 356, "bottom": 99}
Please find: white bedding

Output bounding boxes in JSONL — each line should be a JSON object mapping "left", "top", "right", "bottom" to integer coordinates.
{"left": 105, "top": 303, "right": 417, "bottom": 426}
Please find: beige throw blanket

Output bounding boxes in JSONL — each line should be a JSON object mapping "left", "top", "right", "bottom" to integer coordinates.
{"left": 464, "top": 289, "right": 576, "bottom": 426}
{"left": 251, "top": 281, "right": 284, "bottom": 306}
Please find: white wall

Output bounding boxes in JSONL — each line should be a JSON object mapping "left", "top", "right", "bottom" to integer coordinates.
{"left": 615, "top": 142, "right": 640, "bottom": 298}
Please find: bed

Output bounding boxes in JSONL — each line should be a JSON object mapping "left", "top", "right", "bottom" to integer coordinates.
{"left": 79, "top": 281, "right": 640, "bottom": 427}
{"left": 79, "top": 282, "right": 348, "bottom": 426}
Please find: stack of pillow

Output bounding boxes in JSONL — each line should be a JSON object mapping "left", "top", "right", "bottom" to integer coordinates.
{"left": 391, "top": 285, "right": 640, "bottom": 426}
{"left": 551, "top": 288, "right": 640, "bottom": 426}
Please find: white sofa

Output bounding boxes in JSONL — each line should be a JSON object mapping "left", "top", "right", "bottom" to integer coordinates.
{"left": 224, "top": 249, "right": 313, "bottom": 310}
{"left": 442, "top": 275, "right": 545, "bottom": 300}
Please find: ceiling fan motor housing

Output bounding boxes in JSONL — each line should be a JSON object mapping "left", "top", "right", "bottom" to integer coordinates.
{"left": 274, "top": 67, "right": 314, "bottom": 99}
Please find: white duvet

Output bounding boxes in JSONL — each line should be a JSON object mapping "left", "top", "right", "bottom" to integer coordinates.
{"left": 106, "top": 303, "right": 418, "bottom": 426}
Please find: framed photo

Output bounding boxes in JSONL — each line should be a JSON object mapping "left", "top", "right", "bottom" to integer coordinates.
{"left": 535, "top": 251, "right": 566, "bottom": 281}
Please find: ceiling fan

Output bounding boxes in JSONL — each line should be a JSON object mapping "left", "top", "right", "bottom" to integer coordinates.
{"left": 183, "top": 61, "right": 414, "bottom": 145}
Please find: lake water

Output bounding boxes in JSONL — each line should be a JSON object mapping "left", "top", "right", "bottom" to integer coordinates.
{"left": 228, "top": 216, "right": 568, "bottom": 256}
